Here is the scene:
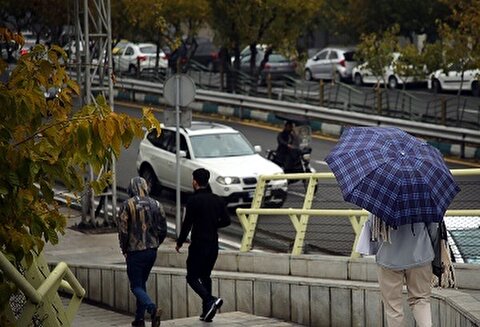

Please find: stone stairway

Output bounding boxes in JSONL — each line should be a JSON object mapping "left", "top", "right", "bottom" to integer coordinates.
{"left": 70, "top": 300, "right": 304, "bottom": 327}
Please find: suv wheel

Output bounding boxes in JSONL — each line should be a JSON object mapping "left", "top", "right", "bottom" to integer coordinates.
{"left": 334, "top": 72, "right": 342, "bottom": 84}
{"left": 128, "top": 65, "right": 137, "bottom": 75}
{"left": 304, "top": 69, "right": 313, "bottom": 81}
{"left": 472, "top": 82, "right": 480, "bottom": 97}
{"left": 264, "top": 190, "right": 287, "bottom": 208}
{"left": 140, "top": 165, "right": 161, "bottom": 194}
{"left": 354, "top": 73, "right": 363, "bottom": 86}
{"left": 432, "top": 79, "right": 442, "bottom": 94}
{"left": 388, "top": 76, "right": 398, "bottom": 89}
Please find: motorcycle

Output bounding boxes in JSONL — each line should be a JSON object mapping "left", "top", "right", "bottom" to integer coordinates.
{"left": 266, "top": 120, "right": 317, "bottom": 191}
{"left": 266, "top": 146, "right": 314, "bottom": 178}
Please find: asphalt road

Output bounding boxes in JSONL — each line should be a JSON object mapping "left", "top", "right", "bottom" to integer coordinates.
{"left": 112, "top": 101, "right": 479, "bottom": 256}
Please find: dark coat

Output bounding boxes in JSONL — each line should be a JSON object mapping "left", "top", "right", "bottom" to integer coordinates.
{"left": 275, "top": 130, "right": 291, "bottom": 167}
{"left": 176, "top": 187, "right": 230, "bottom": 247}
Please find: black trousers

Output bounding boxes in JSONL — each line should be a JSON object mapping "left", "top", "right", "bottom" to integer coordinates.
{"left": 186, "top": 242, "right": 219, "bottom": 309}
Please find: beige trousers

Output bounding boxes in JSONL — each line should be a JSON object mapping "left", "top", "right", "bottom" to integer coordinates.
{"left": 377, "top": 264, "right": 432, "bottom": 327}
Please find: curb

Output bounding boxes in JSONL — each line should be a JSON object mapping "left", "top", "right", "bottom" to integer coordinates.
{"left": 114, "top": 89, "right": 480, "bottom": 159}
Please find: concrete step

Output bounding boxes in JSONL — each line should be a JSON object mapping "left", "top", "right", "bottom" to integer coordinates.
{"left": 70, "top": 299, "right": 304, "bottom": 327}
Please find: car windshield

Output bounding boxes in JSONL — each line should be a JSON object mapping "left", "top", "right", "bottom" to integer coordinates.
{"left": 190, "top": 133, "right": 255, "bottom": 158}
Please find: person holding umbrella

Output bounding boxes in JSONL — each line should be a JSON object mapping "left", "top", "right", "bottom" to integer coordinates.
{"left": 325, "top": 126, "right": 460, "bottom": 327}
{"left": 368, "top": 212, "right": 439, "bottom": 326}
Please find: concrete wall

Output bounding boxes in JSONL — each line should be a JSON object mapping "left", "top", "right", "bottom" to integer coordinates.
{"left": 54, "top": 250, "right": 480, "bottom": 326}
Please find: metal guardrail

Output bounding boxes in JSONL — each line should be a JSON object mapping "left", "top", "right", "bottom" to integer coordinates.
{"left": 236, "top": 169, "right": 480, "bottom": 257}
{"left": 112, "top": 77, "right": 480, "bottom": 146}
{"left": 0, "top": 250, "right": 85, "bottom": 326}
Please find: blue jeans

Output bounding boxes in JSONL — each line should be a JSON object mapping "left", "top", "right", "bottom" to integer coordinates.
{"left": 126, "top": 248, "right": 157, "bottom": 320}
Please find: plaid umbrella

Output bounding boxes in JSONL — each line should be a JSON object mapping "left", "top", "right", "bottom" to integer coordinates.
{"left": 325, "top": 126, "right": 460, "bottom": 227}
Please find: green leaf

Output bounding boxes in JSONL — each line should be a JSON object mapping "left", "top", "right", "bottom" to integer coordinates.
{"left": 77, "top": 123, "right": 90, "bottom": 152}
{"left": 40, "top": 180, "right": 54, "bottom": 203}
{"left": 8, "top": 172, "right": 19, "bottom": 187}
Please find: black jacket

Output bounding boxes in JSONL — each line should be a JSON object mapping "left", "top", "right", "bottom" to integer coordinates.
{"left": 176, "top": 187, "right": 230, "bottom": 247}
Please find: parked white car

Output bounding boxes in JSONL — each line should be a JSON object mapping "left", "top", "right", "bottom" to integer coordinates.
{"left": 428, "top": 68, "right": 480, "bottom": 97}
{"left": 352, "top": 52, "right": 426, "bottom": 89}
{"left": 114, "top": 42, "right": 167, "bottom": 74}
{"left": 136, "top": 121, "right": 288, "bottom": 207}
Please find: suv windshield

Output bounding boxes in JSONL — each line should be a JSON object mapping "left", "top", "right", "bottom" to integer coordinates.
{"left": 190, "top": 133, "right": 254, "bottom": 158}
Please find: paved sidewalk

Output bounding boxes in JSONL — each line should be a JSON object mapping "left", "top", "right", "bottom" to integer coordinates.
{"left": 49, "top": 207, "right": 303, "bottom": 326}
{"left": 44, "top": 206, "right": 177, "bottom": 265}
{"left": 70, "top": 300, "right": 302, "bottom": 327}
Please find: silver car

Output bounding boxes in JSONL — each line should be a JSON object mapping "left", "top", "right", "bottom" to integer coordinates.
{"left": 304, "top": 46, "right": 357, "bottom": 82}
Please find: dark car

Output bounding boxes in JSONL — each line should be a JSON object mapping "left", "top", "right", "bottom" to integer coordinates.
{"left": 190, "top": 37, "right": 220, "bottom": 72}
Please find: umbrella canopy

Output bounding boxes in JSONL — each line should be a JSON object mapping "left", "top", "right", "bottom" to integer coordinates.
{"left": 325, "top": 126, "right": 460, "bottom": 227}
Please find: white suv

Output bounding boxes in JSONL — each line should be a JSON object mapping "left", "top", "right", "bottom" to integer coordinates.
{"left": 136, "top": 121, "right": 288, "bottom": 207}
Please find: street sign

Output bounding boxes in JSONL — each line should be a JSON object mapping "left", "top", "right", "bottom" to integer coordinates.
{"left": 163, "top": 109, "right": 192, "bottom": 128}
{"left": 163, "top": 74, "right": 196, "bottom": 107}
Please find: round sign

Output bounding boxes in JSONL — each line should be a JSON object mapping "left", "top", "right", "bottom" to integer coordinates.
{"left": 163, "top": 74, "right": 196, "bottom": 107}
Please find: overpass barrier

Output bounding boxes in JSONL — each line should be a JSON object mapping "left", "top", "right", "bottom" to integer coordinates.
{"left": 236, "top": 169, "right": 480, "bottom": 260}
{"left": 101, "top": 75, "right": 480, "bottom": 159}
{"left": 47, "top": 249, "right": 480, "bottom": 326}
{"left": 0, "top": 250, "right": 85, "bottom": 326}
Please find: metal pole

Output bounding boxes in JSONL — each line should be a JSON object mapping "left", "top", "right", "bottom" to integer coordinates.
{"left": 175, "top": 75, "right": 181, "bottom": 237}
{"left": 106, "top": 0, "right": 117, "bottom": 220}
{"left": 74, "top": 0, "right": 81, "bottom": 103}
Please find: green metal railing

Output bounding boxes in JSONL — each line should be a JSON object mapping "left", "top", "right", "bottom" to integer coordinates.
{"left": 0, "top": 250, "right": 85, "bottom": 326}
{"left": 236, "top": 168, "right": 480, "bottom": 257}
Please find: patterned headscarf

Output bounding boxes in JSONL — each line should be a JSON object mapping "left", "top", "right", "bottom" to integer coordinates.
{"left": 127, "top": 176, "right": 149, "bottom": 197}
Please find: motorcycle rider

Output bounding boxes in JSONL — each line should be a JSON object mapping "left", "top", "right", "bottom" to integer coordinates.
{"left": 275, "top": 121, "right": 301, "bottom": 173}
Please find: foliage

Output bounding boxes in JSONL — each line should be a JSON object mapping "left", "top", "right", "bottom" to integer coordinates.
{"left": 393, "top": 44, "right": 426, "bottom": 88}
{"left": 355, "top": 25, "right": 399, "bottom": 88}
{"left": 438, "top": 0, "right": 480, "bottom": 71}
{"left": 121, "top": 0, "right": 209, "bottom": 50}
{"left": 0, "top": 29, "right": 160, "bottom": 323}
{"left": 328, "top": 0, "right": 450, "bottom": 42}
{"left": 0, "top": 0, "right": 70, "bottom": 44}
{"left": 207, "top": 0, "right": 321, "bottom": 76}
{"left": 424, "top": 0, "right": 480, "bottom": 94}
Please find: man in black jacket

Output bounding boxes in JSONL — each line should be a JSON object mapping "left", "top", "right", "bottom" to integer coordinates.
{"left": 175, "top": 168, "right": 231, "bottom": 322}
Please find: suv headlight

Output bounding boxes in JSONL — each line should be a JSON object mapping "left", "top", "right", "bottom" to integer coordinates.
{"left": 216, "top": 176, "right": 241, "bottom": 185}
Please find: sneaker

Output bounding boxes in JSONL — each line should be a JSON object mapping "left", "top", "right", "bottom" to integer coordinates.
{"left": 131, "top": 319, "right": 145, "bottom": 327}
{"left": 199, "top": 312, "right": 213, "bottom": 323}
{"left": 204, "top": 297, "right": 223, "bottom": 322}
{"left": 150, "top": 307, "right": 162, "bottom": 327}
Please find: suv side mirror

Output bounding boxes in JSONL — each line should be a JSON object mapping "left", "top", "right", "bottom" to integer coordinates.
{"left": 254, "top": 145, "right": 262, "bottom": 153}
{"left": 179, "top": 150, "right": 187, "bottom": 158}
